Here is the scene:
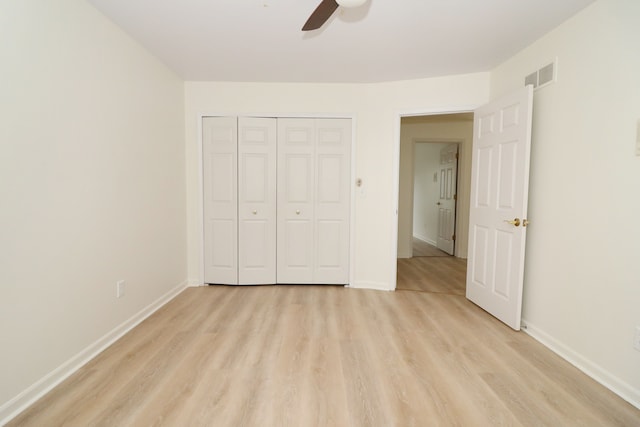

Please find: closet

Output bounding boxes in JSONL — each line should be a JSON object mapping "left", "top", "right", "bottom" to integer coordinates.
{"left": 202, "top": 116, "right": 351, "bottom": 286}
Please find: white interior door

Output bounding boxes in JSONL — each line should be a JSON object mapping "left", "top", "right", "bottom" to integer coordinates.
{"left": 277, "top": 118, "right": 315, "bottom": 283}
{"left": 314, "top": 119, "right": 351, "bottom": 284}
{"left": 436, "top": 144, "right": 457, "bottom": 255}
{"left": 466, "top": 86, "right": 533, "bottom": 330}
{"left": 238, "top": 117, "right": 276, "bottom": 285}
{"left": 203, "top": 116, "right": 238, "bottom": 284}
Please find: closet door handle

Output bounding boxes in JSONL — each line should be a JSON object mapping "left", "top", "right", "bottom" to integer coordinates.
{"left": 296, "top": 210, "right": 300, "bottom": 215}
{"left": 252, "top": 210, "right": 257, "bottom": 215}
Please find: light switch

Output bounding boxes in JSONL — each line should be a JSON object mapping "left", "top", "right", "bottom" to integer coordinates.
{"left": 356, "top": 178, "right": 365, "bottom": 196}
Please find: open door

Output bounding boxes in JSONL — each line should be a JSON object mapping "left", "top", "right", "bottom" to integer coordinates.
{"left": 436, "top": 144, "right": 458, "bottom": 255}
{"left": 466, "top": 86, "right": 533, "bottom": 330}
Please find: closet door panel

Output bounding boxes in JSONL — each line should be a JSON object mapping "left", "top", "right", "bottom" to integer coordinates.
{"left": 203, "top": 117, "right": 238, "bottom": 284}
{"left": 283, "top": 219, "right": 313, "bottom": 273}
{"left": 241, "top": 220, "right": 270, "bottom": 274}
{"left": 238, "top": 117, "right": 276, "bottom": 285}
{"left": 315, "top": 119, "right": 351, "bottom": 284}
{"left": 277, "top": 119, "right": 315, "bottom": 283}
{"left": 317, "top": 220, "right": 342, "bottom": 265}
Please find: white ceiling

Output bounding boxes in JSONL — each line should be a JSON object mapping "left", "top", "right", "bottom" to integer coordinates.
{"left": 87, "top": 0, "right": 595, "bottom": 83}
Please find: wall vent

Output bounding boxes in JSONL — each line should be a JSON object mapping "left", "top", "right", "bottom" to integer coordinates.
{"left": 525, "top": 71, "right": 538, "bottom": 88}
{"left": 524, "top": 59, "right": 557, "bottom": 90}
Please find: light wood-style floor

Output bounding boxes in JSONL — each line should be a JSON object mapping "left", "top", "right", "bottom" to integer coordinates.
{"left": 397, "top": 256, "right": 466, "bottom": 295}
{"left": 9, "top": 281, "right": 640, "bottom": 425}
{"left": 412, "top": 237, "right": 450, "bottom": 257}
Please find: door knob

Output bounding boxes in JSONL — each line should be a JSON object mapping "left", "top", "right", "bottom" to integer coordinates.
{"left": 296, "top": 210, "right": 300, "bottom": 215}
{"left": 436, "top": 202, "right": 441, "bottom": 205}
{"left": 504, "top": 218, "right": 521, "bottom": 227}
{"left": 252, "top": 210, "right": 257, "bottom": 215}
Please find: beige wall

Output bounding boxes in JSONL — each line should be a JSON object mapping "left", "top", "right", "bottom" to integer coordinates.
{"left": 397, "top": 118, "right": 474, "bottom": 259}
{"left": 491, "top": 0, "right": 640, "bottom": 406}
{"left": 0, "top": 0, "right": 186, "bottom": 416}
{"left": 185, "top": 75, "right": 490, "bottom": 290}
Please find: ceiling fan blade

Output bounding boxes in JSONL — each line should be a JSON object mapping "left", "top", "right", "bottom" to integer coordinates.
{"left": 302, "top": 0, "right": 339, "bottom": 31}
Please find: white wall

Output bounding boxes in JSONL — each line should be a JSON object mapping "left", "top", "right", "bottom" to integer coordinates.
{"left": 397, "top": 119, "right": 474, "bottom": 258}
{"left": 0, "top": 0, "right": 186, "bottom": 418}
{"left": 491, "top": 0, "right": 640, "bottom": 406}
{"left": 413, "top": 143, "right": 448, "bottom": 245}
{"left": 185, "top": 75, "right": 489, "bottom": 290}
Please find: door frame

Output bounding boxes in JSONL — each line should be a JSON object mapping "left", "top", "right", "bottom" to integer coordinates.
{"left": 390, "top": 106, "right": 477, "bottom": 290}
{"left": 196, "top": 112, "right": 357, "bottom": 286}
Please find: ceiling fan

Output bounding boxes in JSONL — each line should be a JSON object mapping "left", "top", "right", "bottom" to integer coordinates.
{"left": 302, "top": 0, "right": 367, "bottom": 31}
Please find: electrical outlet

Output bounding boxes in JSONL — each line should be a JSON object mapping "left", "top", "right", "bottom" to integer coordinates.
{"left": 116, "top": 280, "right": 125, "bottom": 298}
{"left": 634, "top": 326, "right": 640, "bottom": 352}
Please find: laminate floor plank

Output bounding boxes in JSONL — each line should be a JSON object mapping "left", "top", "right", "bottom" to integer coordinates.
{"left": 412, "top": 238, "right": 450, "bottom": 257}
{"left": 8, "top": 272, "right": 640, "bottom": 426}
{"left": 11, "top": 289, "right": 208, "bottom": 427}
{"left": 508, "top": 340, "right": 640, "bottom": 426}
{"left": 397, "top": 256, "right": 466, "bottom": 294}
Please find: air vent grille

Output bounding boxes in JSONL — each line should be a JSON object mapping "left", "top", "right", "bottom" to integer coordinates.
{"left": 538, "top": 63, "right": 555, "bottom": 86}
{"left": 524, "top": 59, "right": 557, "bottom": 90}
{"left": 525, "top": 72, "right": 538, "bottom": 88}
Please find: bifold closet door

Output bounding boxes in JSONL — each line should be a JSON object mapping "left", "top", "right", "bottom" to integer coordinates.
{"left": 277, "top": 119, "right": 315, "bottom": 283}
{"left": 315, "top": 119, "right": 351, "bottom": 283}
{"left": 203, "top": 116, "right": 276, "bottom": 285}
{"left": 237, "top": 117, "right": 276, "bottom": 284}
{"left": 203, "top": 116, "right": 238, "bottom": 284}
{"left": 277, "top": 118, "right": 351, "bottom": 284}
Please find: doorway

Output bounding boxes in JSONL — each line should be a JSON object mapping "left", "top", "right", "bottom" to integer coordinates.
{"left": 392, "top": 87, "right": 534, "bottom": 329}
{"left": 395, "top": 113, "right": 473, "bottom": 294}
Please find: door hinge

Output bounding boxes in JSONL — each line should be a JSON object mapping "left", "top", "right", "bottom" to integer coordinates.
{"left": 455, "top": 152, "right": 459, "bottom": 160}
{"left": 452, "top": 235, "right": 456, "bottom": 241}
{"left": 453, "top": 194, "right": 457, "bottom": 200}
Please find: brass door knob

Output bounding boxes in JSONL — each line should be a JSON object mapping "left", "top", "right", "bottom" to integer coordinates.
{"left": 504, "top": 218, "right": 521, "bottom": 227}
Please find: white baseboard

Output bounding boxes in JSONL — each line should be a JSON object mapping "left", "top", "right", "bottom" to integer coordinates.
{"left": 521, "top": 319, "right": 640, "bottom": 410}
{"left": 0, "top": 281, "right": 188, "bottom": 426}
{"left": 347, "top": 281, "right": 394, "bottom": 291}
{"left": 188, "top": 279, "right": 204, "bottom": 287}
